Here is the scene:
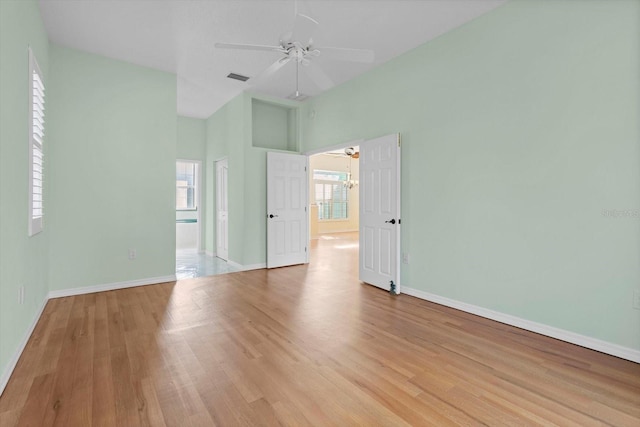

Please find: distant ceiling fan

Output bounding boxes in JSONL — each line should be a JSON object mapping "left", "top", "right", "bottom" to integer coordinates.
{"left": 215, "top": 7, "right": 374, "bottom": 99}
{"left": 344, "top": 146, "right": 359, "bottom": 158}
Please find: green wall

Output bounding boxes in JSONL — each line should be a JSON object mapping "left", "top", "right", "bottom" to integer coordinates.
{"left": 299, "top": 0, "right": 640, "bottom": 350}
{"left": 205, "top": 94, "right": 245, "bottom": 260}
{"left": 205, "top": 92, "right": 300, "bottom": 265}
{"left": 47, "top": 45, "right": 177, "bottom": 291}
{"left": 1, "top": 0, "right": 637, "bottom": 387}
{"left": 176, "top": 116, "right": 206, "bottom": 246}
{"left": 177, "top": 115, "right": 206, "bottom": 161}
{"left": 252, "top": 99, "right": 297, "bottom": 151}
{"left": 0, "top": 0, "right": 51, "bottom": 385}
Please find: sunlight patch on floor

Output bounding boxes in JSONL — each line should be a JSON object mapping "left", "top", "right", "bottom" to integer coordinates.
{"left": 334, "top": 243, "right": 359, "bottom": 249}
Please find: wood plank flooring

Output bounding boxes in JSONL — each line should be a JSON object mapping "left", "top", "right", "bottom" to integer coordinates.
{"left": 1, "top": 232, "right": 639, "bottom": 426}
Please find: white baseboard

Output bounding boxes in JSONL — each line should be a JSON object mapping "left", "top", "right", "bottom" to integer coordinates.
{"left": 402, "top": 286, "right": 640, "bottom": 364}
{"left": 0, "top": 295, "right": 48, "bottom": 396}
{"left": 318, "top": 229, "right": 359, "bottom": 235}
{"left": 205, "top": 250, "right": 216, "bottom": 257}
{"left": 48, "top": 275, "right": 177, "bottom": 299}
{"left": 4, "top": 278, "right": 636, "bottom": 398}
{"left": 228, "top": 260, "right": 267, "bottom": 271}
{"left": 2, "top": 275, "right": 177, "bottom": 395}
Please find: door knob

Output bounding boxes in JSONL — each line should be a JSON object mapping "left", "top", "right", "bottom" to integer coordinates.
{"left": 269, "top": 214, "right": 279, "bottom": 219}
{"left": 385, "top": 219, "right": 396, "bottom": 224}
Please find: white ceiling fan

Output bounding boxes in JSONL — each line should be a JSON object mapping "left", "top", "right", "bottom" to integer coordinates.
{"left": 215, "top": 6, "right": 374, "bottom": 99}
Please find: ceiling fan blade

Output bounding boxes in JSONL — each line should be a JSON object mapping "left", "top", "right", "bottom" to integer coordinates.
{"left": 292, "top": 13, "right": 319, "bottom": 47}
{"left": 316, "top": 46, "right": 375, "bottom": 63}
{"left": 249, "top": 57, "right": 291, "bottom": 87}
{"left": 215, "top": 42, "right": 284, "bottom": 53}
{"left": 302, "top": 63, "right": 333, "bottom": 91}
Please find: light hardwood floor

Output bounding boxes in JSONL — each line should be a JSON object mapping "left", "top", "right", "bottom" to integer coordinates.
{"left": 1, "top": 232, "right": 639, "bottom": 426}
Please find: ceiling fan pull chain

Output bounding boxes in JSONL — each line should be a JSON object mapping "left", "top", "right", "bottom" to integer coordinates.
{"left": 295, "top": 60, "right": 300, "bottom": 97}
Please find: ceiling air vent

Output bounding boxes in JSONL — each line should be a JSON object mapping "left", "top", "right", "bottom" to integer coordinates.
{"left": 227, "top": 73, "right": 249, "bottom": 82}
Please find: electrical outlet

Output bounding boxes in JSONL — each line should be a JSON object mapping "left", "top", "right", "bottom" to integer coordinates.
{"left": 128, "top": 249, "right": 137, "bottom": 260}
{"left": 633, "top": 290, "right": 640, "bottom": 310}
{"left": 19, "top": 285, "right": 25, "bottom": 305}
{"left": 402, "top": 252, "right": 410, "bottom": 264}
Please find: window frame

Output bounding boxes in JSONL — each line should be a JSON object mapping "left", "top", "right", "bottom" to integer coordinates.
{"left": 28, "top": 47, "right": 45, "bottom": 237}
{"left": 176, "top": 160, "right": 198, "bottom": 211}
{"left": 313, "top": 169, "right": 349, "bottom": 221}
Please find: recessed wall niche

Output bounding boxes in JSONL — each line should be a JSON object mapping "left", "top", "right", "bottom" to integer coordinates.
{"left": 251, "top": 98, "right": 298, "bottom": 152}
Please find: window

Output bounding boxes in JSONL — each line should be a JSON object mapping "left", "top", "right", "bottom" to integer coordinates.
{"left": 28, "top": 48, "right": 45, "bottom": 236}
{"left": 176, "top": 161, "right": 197, "bottom": 210}
{"left": 313, "top": 170, "right": 348, "bottom": 220}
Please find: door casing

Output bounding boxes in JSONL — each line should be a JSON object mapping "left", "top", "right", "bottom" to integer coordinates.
{"left": 303, "top": 134, "right": 401, "bottom": 293}
{"left": 216, "top": 158, "right": 229, "bottom": 261}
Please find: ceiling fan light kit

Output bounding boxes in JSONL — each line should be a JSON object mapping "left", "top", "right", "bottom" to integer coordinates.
{"left": 344, "top": 147, "right": 359, "bottom": 189}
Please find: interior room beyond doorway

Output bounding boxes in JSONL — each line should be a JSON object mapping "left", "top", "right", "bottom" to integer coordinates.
{"left": 309, "top": 146, "right": 360, "bottom": 247}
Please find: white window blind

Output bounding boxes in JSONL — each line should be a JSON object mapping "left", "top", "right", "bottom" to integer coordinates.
{"left": 28, "top": 48, "right": 45, "bottom": 236}
{"left": 176, "top": 161, "right": 197, "bottom": 210}
{"left": 313, "top": 170, "right": 348, "bottom": 220}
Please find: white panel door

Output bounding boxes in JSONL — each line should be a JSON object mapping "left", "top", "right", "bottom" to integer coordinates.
{"left": 216, "top": 158, "right": 229, "bottom": 261}
{"left": 359, "top": 134, "right": 401, "bottom": 293}
{"left": 267, "top": 152, "right": 309, "bottom": 268}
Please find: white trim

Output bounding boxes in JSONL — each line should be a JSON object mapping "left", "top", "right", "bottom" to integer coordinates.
{"left": 303, "top": 139, "right": 365, "bottom": 156}
{"left": 48, "top": 275, "right": 176, "bottom": 299}
{"left": 402, "top": 286, "right": 640, "bottom": 363}
{"left": 205, "top": 250, "right": 216, "bottom": 257}
{"left": 0, "top": 295, "right": 48, "bottom": 396}
{"left": 215, "top": 158, "right": 229, "bottom": 261}
{"left": 305, "top": 156, "right": 310, "bottom": 264}
{"left": 2, "top": 275, "right": 176, "bottom": 395}
{"left": 394, "top": 134, "right": 401, "bottom": 294}
{"left": 228, "top": 260, "right": 267, "bottom": 271}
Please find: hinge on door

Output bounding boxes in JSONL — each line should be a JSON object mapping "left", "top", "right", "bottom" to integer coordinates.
{"left": 389, "top": 280, "right": 398, "bottom": 295}
{"left": 305, "top": 247, "right": 307, "bottom": 252}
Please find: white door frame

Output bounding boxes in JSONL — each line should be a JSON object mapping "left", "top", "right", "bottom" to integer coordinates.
{"left": 304, "top": 139, "right": 366, "bottom": 157}
{"left": 215, "top": 157, "right": 229, "bottom": 261}
{"left": 304, "top": 135, "right": 401, "bottom": 293}
{"left": 176, "top": 159, "right": 202, "bottom": 252}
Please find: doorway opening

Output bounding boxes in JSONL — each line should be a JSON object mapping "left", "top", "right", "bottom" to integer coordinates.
{"left": 308, "top": 146, "right": 360, "bottom": 268}
{"left": 304, "top": 134, "right": 401, "bottom": 293}
{"left": 176, "top": 160, "right": 201, "bottom": 251}
{"left": 175, "top": 159, "right": 238, "bottom": 279}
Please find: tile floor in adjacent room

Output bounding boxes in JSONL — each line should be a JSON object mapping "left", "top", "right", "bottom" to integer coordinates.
{"left": 176, "top": 249, "right": 238, "bottom": 279}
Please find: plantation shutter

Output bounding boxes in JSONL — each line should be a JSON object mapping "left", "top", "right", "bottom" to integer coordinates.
{"left": 29, "top": 48, "right": 45, "bottom": 236}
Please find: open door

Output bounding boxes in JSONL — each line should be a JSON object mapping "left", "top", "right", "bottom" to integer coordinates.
{"left": 359, "top": 134, "right": 401, "bottom": 293}
{"left": 267, "top": 152, "right": 309, "bottom": 268}
{"left": 216, "top": 159, "right": 229, "bottom": 261}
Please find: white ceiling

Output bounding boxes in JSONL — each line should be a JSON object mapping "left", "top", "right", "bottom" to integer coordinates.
{"left": 39, "top": 0, "right": 507, "bottom": 119}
